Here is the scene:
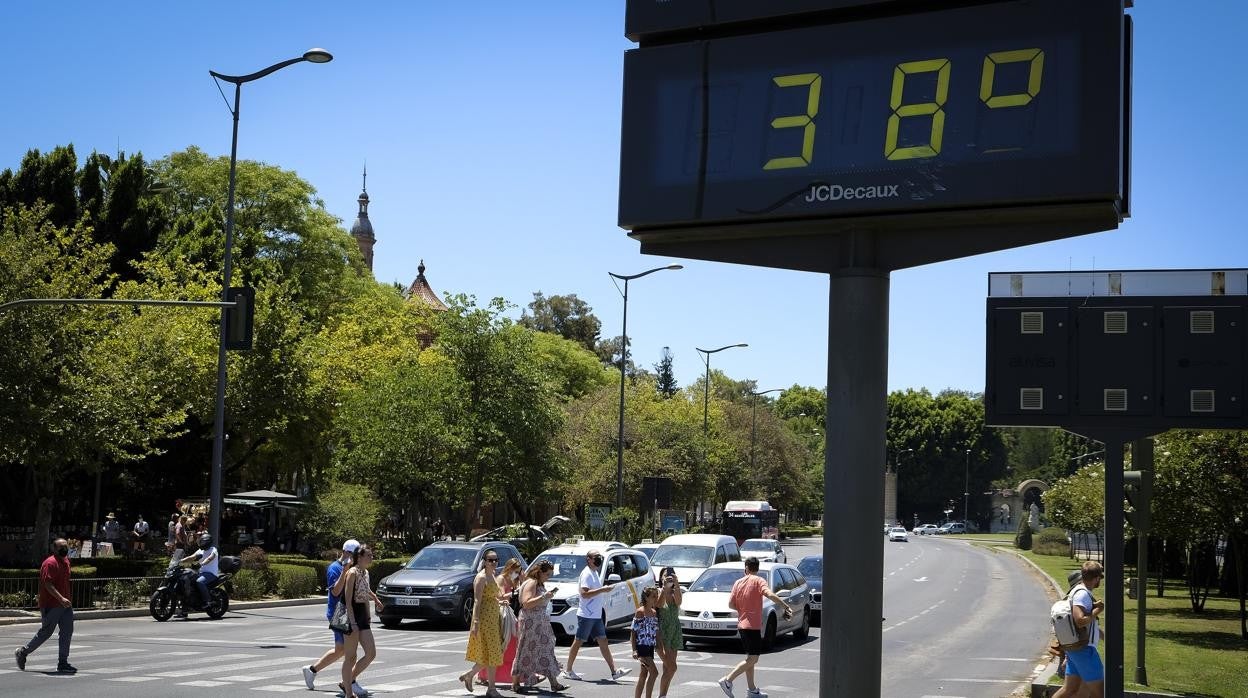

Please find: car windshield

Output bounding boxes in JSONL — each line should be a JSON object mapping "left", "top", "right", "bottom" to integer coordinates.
{"left": 405, "top": 547, "right": 478, "bottom": 570}
{"left": 891, "top": 528, "right": 906, "bottom": 533}
{"left": 689, "top": 568, "right": 768, "bottom": 593}
{"left": 651, "top": 545, "right": 714, "bottom": 568}
{"left": 741, "top": 540, "right": 773, "bottom": 552}
{"left": 796, "top": 558, "right": 821, "bottom": 578}
{"left": 533, "top": 554, "right": 587, "bottom": 582}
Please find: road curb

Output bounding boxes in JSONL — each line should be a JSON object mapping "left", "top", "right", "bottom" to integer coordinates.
{"left": 0, "top": 596, "right": 324, "bottom": 626}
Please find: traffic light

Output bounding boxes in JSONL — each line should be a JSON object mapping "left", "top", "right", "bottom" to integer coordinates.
{"left": 1124, "top": 469, "right": 1152, "bottom": 533}
{"left": 224, "top": 287, "right": 255, "bottom": 350}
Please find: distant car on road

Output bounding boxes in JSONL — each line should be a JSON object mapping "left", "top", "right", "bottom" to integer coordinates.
{"left": 938, "top": 522, "right": 967, "bottom": 535}
{"left": 912, "top": 524, "right": 940, "bottom": 536}
{"left": 740, "top": 538, "right": 787, "bottom": 564}
{"left": 888, "top": 527, "right": 909, "bottom": 542}
{"left": 633, "top": 542, "right": 659, "bottom": 560}
{"left": 796, "top": 555, "right": 822, "bottom": 625}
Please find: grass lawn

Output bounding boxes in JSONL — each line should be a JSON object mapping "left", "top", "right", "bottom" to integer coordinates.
{"left": 977, "top": 543, "right": 1247, "bottom": 697}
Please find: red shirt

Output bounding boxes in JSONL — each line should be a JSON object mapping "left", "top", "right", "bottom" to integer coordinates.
{"left": 730, "top": 573, "right": 768, "bottom": 630}
{"left": 38, "top": 554, "right": 70, "bottom": 609}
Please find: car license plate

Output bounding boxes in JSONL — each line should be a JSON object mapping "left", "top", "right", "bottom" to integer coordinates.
{"left": 810, "top": 602, "right": 821, "bottom": 610}
{"left": 689, "top": 621, "right": 721, "bottom": 629}
{"left": 395, "top": 597, "right": 420, "bottom": 606}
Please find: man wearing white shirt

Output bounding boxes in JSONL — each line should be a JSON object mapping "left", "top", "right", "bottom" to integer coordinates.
{"left": 179, "top": 533, "right": 220, "bottom": 611}
{"left": 562, "top": 549, "right": 631, "bottom": 681}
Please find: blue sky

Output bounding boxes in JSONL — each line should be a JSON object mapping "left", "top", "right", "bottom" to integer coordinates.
{"left": 2, "top": 2, "right": 1244, "bottom": 395}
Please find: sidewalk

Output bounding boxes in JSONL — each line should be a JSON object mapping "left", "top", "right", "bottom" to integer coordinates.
{"left": 0, "top": 596, "right": 323, "bottom": 626}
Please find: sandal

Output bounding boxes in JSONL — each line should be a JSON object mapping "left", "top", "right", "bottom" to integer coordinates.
{"left": 459, "top": 671, "right": 474, "bottom": 692}
{"left": 550, "top": 682, "right": 570, "bottom": 692}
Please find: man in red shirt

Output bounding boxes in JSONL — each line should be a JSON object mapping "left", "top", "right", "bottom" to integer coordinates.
{"left": 14, "top": 538, "right": 76, "bottom": 673}
{"left": 717, "top": 557, "right": 792, "bottom": 698}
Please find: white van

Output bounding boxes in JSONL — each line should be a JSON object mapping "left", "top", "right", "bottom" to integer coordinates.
{"left": 649, "top": 534, "right": 741, "bottom": 588}
{"left": 528, "top": 543, "right": 654, "bottom": 643}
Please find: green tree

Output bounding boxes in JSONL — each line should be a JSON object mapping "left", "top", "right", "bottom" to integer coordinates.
{"left": 519, "top": 292, "right": 602, "bottom": 354}
{"left": 654, "top": 347, "right": 678, "bottom": 398}
{"left": 296, "top": 480, "right": 386, "bottom": 552}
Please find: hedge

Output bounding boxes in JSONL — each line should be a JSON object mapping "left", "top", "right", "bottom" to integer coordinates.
{"left": 271, "top": 563, "right": 318, "bottom": 598}
{"left": 0, "top": 566, "right": 97, "bottom": 578}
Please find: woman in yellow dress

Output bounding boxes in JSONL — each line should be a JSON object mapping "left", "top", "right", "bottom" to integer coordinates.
{"left": 459, "top": 551, "right": 504, "bottom": 696}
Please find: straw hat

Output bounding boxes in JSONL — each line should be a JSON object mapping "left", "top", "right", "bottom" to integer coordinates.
{"left": 106, "top": 512, "right": 117, "bottom": 520}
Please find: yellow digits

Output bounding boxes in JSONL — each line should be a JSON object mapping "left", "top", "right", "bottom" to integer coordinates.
{"left": 763, "top": 73, "right": 822, "bottom": 170}
{"left": 980, "top": 48, "right": 1044, "bottom": 108}
{"left": 885, "top": 58, "right": 950, "bottom": 161}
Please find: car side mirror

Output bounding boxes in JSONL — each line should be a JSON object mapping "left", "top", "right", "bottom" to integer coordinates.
{"left": 777, "top": 589, "right": 791, "bottom": 598}
{"left": 606, "top": 574, "right": 622, "bottom": 584}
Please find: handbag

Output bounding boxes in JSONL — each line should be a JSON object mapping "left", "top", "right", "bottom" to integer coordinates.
{"left": 500, "top": 604, "right": 517, "bottom": 645}
{"left": 329, "top": 595, "right": 351, "bottom": 634}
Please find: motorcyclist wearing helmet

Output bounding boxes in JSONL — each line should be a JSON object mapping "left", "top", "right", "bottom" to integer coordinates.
{"left": 179, "top": 533, "right": 220, "bottom": 611}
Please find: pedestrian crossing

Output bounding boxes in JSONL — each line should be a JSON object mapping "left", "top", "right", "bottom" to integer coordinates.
{"left": 0, "top": 641, "right": 810, "bottom": 695}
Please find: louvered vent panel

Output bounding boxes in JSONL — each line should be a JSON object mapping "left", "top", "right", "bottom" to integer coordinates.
{"left": 1190, "top": 311, "right": 1215, "bottom": 334}
{"left": 1019, "top": 388, "right": 1044, "bottom": 410}
{"left": 1103, "top": 311, "right": 1128, "bottom": 334}
{"left": 1190, "top": 390, "right": 1215, "bottom": 413}
{"left": 1020, "top": 312, "right": 1044, "bottom": 334}
{"left": 1103, "top": 389, "right": 1128, "bottom": 411}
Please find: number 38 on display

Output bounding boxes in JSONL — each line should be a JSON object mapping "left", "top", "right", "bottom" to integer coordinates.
{"left": 763, "top": 48, "right": 1045, "bottom": 171}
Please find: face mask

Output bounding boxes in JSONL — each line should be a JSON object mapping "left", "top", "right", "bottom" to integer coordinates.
{"left": 511, "top": 571, "right": 520, "bottom": 581}
{"left": 55, "top": 546, "right": 69, "bottom": 558}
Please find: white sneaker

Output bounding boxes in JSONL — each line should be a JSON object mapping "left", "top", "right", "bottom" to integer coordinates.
{"left": 718, "top": 677, "right": 734, "bottom": 696}
{"left": 302, "top": 665, "right": 315, "bottom": 689}
{"left": 351, "top": 680, "right": 369, "bottom": 696}
{"left": 561, "top": 669, "right": 584, "bottom": 680}
{"left": 611, "top": 667, "right": 632, "bottom": 680}
{"left": 746, "top": 689, "right": 768, "bottom": 698}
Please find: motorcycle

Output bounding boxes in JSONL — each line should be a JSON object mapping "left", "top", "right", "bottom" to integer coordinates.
{"left": 149, "top": 551, "right": 241, "bottom": 621}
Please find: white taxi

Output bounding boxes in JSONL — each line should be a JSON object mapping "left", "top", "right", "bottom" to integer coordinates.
{"left": 527, "top": 543, "right": 655, "bottom": 643}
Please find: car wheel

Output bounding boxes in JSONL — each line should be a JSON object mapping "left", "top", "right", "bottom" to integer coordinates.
{"left": 794, "top": 607, "right": 811, "bottom": 640}
{"left": 762, "top": 615, "right": 777, "bottom": 651}
{"left": 457, "top": 593, "right": 475, "bottom": 630}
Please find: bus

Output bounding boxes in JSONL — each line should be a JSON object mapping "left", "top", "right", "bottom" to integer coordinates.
{"left": 721, "top": 500, "right": 780, "bottom": 544}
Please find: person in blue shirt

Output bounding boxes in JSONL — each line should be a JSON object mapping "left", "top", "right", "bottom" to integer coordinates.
{"left": 303, "top": 539, "right": 367, "bottom": 695}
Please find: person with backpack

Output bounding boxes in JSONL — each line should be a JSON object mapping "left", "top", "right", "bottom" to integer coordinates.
{"left": 1053, "top": 561, "right": 1105, "bottom": 698}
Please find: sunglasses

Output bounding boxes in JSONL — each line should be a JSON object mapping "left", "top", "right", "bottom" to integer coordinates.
{"left": 485, "top": 558, "right": 499, "bottom": 563}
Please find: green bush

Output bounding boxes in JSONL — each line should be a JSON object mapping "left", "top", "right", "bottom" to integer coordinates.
{"left": 367, "top": 559, "right": 408, "bottom": 590}
{"left": 0, "top": 566, "right": 97, "bottom": 578}
{"left": 230, "top": 569, "right": 272, "bottom": 600}
{"left": 240, "top": 546, "right": 270, "bottom": 571}
{"left": 1036, "top": 527, "right": 1069, "bottom": 543}
{"left": 271, "top": 563, "right": 318, "bottom": 598}
{"left": 1014, "top": 520, "right": 1034, "bottom": 551}
{"left": 103, "top": 578, "right": 145, "bottom": 608}
{"left": 263, "top": 557, "right": 333, "bottom": 589}
{"left": 0, "top": 590, "right": 34, "bottom": 608}
{"left": 296, "top": 481, "right": 384, "bottom": 552}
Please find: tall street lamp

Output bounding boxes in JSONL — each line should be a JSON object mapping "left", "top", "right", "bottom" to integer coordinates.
{"left": 206, "top": 49, "right": 332, "bottom": 541}
{"left": 608, "top": 264, "right": 682, "bottom": 509}
{"left": 697, "top": 343, "right": 747, "bottom": 520}
{"left": 964, "top": 448, "right": 972, "bottom": 525}
{"left": 751, "top": 388, "right": 784, "bottom": 470}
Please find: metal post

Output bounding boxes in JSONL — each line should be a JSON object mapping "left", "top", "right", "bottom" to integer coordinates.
{"left": 964, "top": 449, "right": 971, "bottom": 526}
{"left": 822, "top": 267, "right": 889, "bottom": 697}
{"left": 1104, "top": 438, "right": 1126, "bottom": 697}
{"left": 616, "top": 278, "right": 629, "bottom": 509}
{"left": 1132, "top": 437, "right": 1152, "bottom": 686}
{"left": 208, "top": 81, "right": 241, "bottom": 543}
{"left": 751, "top": 395, "right": 758, "bottom": 470}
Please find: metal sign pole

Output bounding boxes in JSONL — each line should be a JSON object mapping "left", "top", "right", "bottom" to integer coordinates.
{"left": 822, "top": 266, "right": 889, "bottom": 696}
{"left": 1104, "top": 438, "right": 1126, "bottom": 698}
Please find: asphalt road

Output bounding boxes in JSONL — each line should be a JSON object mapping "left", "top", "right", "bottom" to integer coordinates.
{"left": 0, "top": 536, "right": 1051, "bottom": 697}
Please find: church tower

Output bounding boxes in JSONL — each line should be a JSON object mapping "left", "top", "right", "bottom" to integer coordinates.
{"left": 350, "top": 167, "right": 376, "bottom": 271}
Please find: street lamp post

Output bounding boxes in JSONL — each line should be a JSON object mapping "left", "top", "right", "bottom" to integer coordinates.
{"left": 608, "top": 264, "right": 682, "bottom": 509}
{"left": 206, "top": 49, "right": 332, "bottom": 541}
{"left": 751, "top": 388, "right": 784, "bottom": 470}
{"left": 964, "top": 448, "right": 971, "bottom": 526}
{"left": 696, "top": 343, "right": 747, "bottom": 521}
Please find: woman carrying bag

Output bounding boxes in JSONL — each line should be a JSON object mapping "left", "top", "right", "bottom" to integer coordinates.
{"left": 478, "top": 558, "right": 522, "bottom": 687}
{"left": 459, "top": 551, "right": 505, "bottom": 696}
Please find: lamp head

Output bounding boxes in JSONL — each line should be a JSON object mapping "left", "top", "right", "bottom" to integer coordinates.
{"left": 303, "top": 48, "right": 333, "bottom": 64}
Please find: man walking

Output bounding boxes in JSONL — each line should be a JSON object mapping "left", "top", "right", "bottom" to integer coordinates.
{"left": 718, "top": 557, "right": 793, "bottom": 698}
{"left": 562, "top": 549, "right": 630, "bottom": 682}
{"left": 14, "top": 538, "right": 76, "bottom": 673}
{"left": 1053, "top": 561, "right": 1106, "bottom": 698}
{"left": 302, "top": 539, "right": 369, "bottom": 696}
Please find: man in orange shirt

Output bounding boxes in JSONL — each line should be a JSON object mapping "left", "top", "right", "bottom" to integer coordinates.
{"left": 14, "top": 538, "right": 76, "bottom": 673}
{"left": 718, "top": 557, "right": 792, "bottom": 698}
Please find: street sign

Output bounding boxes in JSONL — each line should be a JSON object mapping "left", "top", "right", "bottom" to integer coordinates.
{"left": 985, "top": 270, "right": 1248, "bottom": 435}
{"left": 620, "top": 0, "right": 1130, "bottom": 272}
{"left": 586, "top": 503, "right": 611, "bottom": 530}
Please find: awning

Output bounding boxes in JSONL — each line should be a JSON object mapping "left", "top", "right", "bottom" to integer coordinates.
{"left": 225, "top": 490, "right": 305, "bottom": 507}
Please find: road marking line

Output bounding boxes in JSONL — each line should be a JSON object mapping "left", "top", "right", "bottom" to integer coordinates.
{"left": 969, "top": 657, "right": 1031, "bottom": 662}
{"left": 939, "top": 677, "right": 1025, "bottom": 683}
{"left": 177, "top": 679, "right": 232, "bottom": 687}
{"left": 251, "top": 686, "right": 304, "bottom": 692}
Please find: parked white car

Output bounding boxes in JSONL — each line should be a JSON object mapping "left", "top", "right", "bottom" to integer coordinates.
{"left": 888, "top": 527, "right": 909, "bottom": 542}
{"left": 679, "top": 561, "right": 812, "bottom": 650}
{"left": 912, "top": 524, "right": 940, "bottom": 536}
{"left": 649, "top": 533, "right": 741, "bottom": 587}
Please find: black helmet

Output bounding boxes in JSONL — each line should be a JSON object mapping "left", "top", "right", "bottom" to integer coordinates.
{"left": 198, "top": 533, "right": 214, "bottom": 549}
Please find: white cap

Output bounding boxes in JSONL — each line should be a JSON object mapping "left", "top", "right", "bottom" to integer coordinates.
{"left": 342, "top": 539, "right": 361, "bottom": 553}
